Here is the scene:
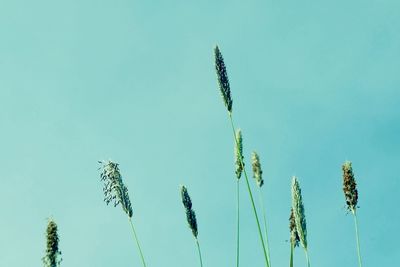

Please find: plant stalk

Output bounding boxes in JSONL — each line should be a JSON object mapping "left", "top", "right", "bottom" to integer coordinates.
{"left": 236, "top": 179, "right": 240, "bottom": 267}
{"left": 229, "top": 112, "right": 270, "bottom": 267}
{"left": 289, "top": 243, "right": 293, "bottom": 267}
{"left": 305, "top": 249, "right": 310, "bottom": 267}
{"left": 258, "top": 188, "right": 271, "bottom": 266}
{"left": 196, "top": 238, "right": 204, "bottom": 267}
{"left": 129, "top": 218, "right": 147, "bottom": 267}
{"left": 352, "top": 210, "right": 362, "bottom": 267}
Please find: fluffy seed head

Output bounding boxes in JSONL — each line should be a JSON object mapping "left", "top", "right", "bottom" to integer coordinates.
{"left": 234, "top": 129, "right": 244, "bottom": 179}
{"left": 342, "top": 161, "right": 358, "bottom": 212}
{"left": 214, "top": 45, "right": 233, "bottom": 112}
{"left": 291, "top": 176, "right": 307, "bottom": 249}
{"left": 99, "top": 160, "right": 133, "bottom": 218}
{"left": 180, "top": 185, "right": 198, "bottom": 238}
{"left": 43, "top": 219, "right": 62, "bottom": 267}
{"left": 251, "top": 152, "right": 264, "bottom": 187}
{"left": 289, "top": 208, "right": 300, "bottom": 247}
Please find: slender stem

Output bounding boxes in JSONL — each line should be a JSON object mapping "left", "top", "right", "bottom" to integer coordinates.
{"left": 229, "top": 113, "right": 270, "bottom": 267}
{"left": 305, "top": 249, "right": 310, "bottom": 267}
{"left": 236, "top": 179, "right": 240, "bottom": 267}
{"left": 352, "top": 210, "right": 362, "bottom": 267}
{"left": 128, "top": 218, "right": 147, "bottom": 267}
{"left": 196, "top": 238, "right": 204, "bottom": 267}
{"left": 258, "top": 188, "right": 271, "bottom": 267}
{"left": 289, "top": 243, "right": 293, "bottom": 267}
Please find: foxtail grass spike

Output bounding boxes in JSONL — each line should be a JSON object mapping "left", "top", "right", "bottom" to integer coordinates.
{"left": 291, "top": 176, "right": 307, "bottom": 250}
{"left": 235, "top": 129, "right": 244, "bottom": 179}
{"left": 342, "top": 161, "right": 362, "bottom": 267}
{"left": 99, "top": 160, "right": 133, "bottom": 218}
{"left": 342, "top": 161, "right": 358, "bottom": 213}
{"left": 252, "top": 152, "right": 264, "bottom": 187}
{"left": 181, "top": 185, "right": 198, "bottom": 238}
{"left": 43, "top": 219, "right": 62, "bottom": 267}
{"left": 214, "top": 45, "right": 233, "bottom": 113}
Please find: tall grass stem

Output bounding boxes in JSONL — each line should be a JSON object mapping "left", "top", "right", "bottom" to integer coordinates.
{"left": 353, "top": 210, "right": 362, "bottom": 267}
{"left": 289, "top": 244, "right": 294, "bottom": 267}
{"left": 229, "top": 113, "right": 269, "bottom": 267}
{"left": 129, "top": 218, "right": 147, "bottom": 267}
{"left": 305, "top": 249, "right": 310, "bottom": 267}
{"left": 196, "top": 238, "right": 204, "bottom": 267}
{"left": 258, "top": 188, "right": 271, "bottom": 266}
{"left": 236, "top": 179, "right": 240, "bottom": 267}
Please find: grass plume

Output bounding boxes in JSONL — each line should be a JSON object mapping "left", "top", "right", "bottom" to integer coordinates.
{"left": 342, "top": 161, "right": 362, "bottom": 267}
{"left": 181, "top": 185, "right": 203, "bottom": 267}
{"left": 43, "top": 219, "right": 62, "bottom": 267}
{"left": 99, "top": 160, "right": 147, "bottom": 267}
{"left": 214, "top": 45, "right": 233, "bottom": 113}
{"left": 291, "top": 176, "right": 310, "bottom": 267}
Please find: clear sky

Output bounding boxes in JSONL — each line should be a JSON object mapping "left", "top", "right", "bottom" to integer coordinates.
{"left": 0, "top": 0, "right": 399, "bottom": 266}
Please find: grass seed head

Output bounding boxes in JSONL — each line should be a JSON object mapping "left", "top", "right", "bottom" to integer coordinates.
{"left": 342, "top": 161, "right": 358, "bottom": 213}
{"left": 251, "top": 151, "right": 264, "bottom": 187}
{"left": 234, "top": 129, "right": 244, "bottom": 179}
{"left": 289, "top": 208, "right": 300, "bottom": 247}
{"left": 214, "top": 45, "right": 233, "bottom": 113}
{"left": 99, "top": 160, "right": 133, "bottom": 218}
{"left": 180, "top": 185, "right": 198, "bottom": 238}
{"left": 291, "top": 176, "right": 307, "bottom": 249}
{"left": 43, "top": 219, "right": 62, "bottom": 267}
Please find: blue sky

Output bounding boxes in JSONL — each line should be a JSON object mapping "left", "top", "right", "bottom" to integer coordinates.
{"left": 0, "top": 0, "right": 399, "bottom": 266}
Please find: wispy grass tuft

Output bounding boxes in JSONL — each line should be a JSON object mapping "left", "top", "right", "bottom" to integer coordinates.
{"left": 342, "top": 161, "right": 362, "bottom": 267}
{"left": 180, "top": 185, "right": 203, "bottom": 267}
{"left": 291, "top": 176, "right": 310, "bottom": 267}
{"left": 99, "top": 160, "right": 147, "bottom": 267}
{"left": 43, "top": 219, "right": 62, "bottom": 267}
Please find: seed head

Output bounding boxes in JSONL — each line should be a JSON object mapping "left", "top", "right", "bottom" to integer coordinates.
{"left": 180, "top": 185, "right": 198, "bottom": 238}
{"left": 234, "top": 129, "right": 244, "bottom": 179}
{"left": 289, "top": 208, "right": 300, "bottom": 247}
{"left": 214, "top": 45, "right": 233, "bottom": 113}
{"left": 291, "top": 176, "right": 307, "bottom": 249}
{"left": 251, "top": 152, "right": 264, "bottom": 187}
{"left": 99, "top": 160, "right": 133, "bottom": 218}
{"left": 342, "top": 161, "right": 358, "bottom": 213}
{"left": 43, "top": 219, "right": 62, "bottom": 267}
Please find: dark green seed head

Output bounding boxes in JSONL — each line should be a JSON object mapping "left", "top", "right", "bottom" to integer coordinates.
{"left": 214, "top": 45, "right": 233, "bottom": 113}
{"left": 43, "top": 219, "right": 62, "bottom": 267}
{"left": 180, "top": 185, "right": 198, "bottom": 238}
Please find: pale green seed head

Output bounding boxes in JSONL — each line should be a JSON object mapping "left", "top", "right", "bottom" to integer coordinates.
{"left": 234, "top": 129, "right": 244, "bottom": 179}
{"left": 251, "top": 152, "right": 264, "bottom": 187}
{"left": 291, "top": 176, "right": 307, "bottom": 249}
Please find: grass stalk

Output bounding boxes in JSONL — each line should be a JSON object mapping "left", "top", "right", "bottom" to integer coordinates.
{"left": 236, "top": 179, "right": 240, "bottom": 267}
{"left": 289, "top": 243, "right": 293, "bottom": 267}
{"left": 229, "top": 113, "right": 270, "bottom": 267}
{"left": 305, "top": 249, "right": 310, "bottom": 267}
{"left": 129, "top": 218, "right": 147, "bottom": 267}
{"left": 352, "top": 210, "right": 362, "bottom": 267}
{"left": 258, "top": 187, "right": 271, "bottom": 266}
{"left": 196, "top": 238, "right": 204, "bottom": 267}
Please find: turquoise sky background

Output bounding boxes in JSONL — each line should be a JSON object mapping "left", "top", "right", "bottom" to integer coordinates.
{"left": 1, "top": 0, "right": 399, "bottom": 266}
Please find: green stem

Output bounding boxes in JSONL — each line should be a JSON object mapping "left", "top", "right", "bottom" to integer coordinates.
{"left": 258, "top": 188, "right": 271, "bottom": 267}
{"left": 305, "top": 249, "right": 310, "bottom": 267}
{"left": 236, "top": 179, "right": 240, "bottom": 267}
{"left": 352, "top": 210, "right": 362, "bottom": 267}
{"left": 289, "top": 243, "right": 293, "bottom": 267}
{"left": 196, "top": 238, "right": 204, "bottom": 267}
{"left": 128, "top": 218, "right": 147, "bottom": 267}
{"left": 229, "top": 113, "right": 270, "bottom": 267}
